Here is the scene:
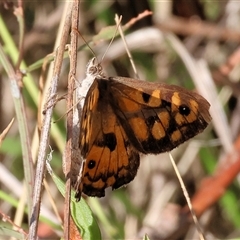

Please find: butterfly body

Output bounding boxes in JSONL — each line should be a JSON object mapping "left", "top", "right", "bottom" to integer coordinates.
{"left": 76, "top": 58, "right": 211, "bottom": 198}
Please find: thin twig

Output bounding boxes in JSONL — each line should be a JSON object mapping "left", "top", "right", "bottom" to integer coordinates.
{"left": 169, "top": 153, "right": 205, "bottom": 240}
{"left": 64, "top": 0, "right": 80, "bottom": 239}
{"left": 14, "top": 0, "right": 24, "bottom": 70}
{"left": 114, "top": 14, "right": 139, "bottom": 79}
{"left": 0, "top": 212, "right": 28, "bottom": 237}
{"left": 0, "top": 118, "right": 14, "bottom": 146}
{"left": 28, "top": 3, "right": 73, "bottom": 240}
{"left": 158, "top": 16, "right": 240, "bottom": 42}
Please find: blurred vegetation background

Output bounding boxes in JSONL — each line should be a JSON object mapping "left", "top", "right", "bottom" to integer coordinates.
{"left": 1, "top": 0, "right": 240, "bottom": 239}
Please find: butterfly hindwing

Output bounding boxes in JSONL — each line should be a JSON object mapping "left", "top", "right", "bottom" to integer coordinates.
{"left": 105, "top": 76, "right": 211, "bottom": 154}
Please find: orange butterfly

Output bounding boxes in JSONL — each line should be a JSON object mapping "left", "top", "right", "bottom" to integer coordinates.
{"left": 75, "top": 57, "right": 211, "bottom": 198}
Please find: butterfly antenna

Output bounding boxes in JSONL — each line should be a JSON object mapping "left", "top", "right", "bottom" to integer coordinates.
{"left": 72, "top": 28, "right": 97, "bottom": 59}
{"left": 101, "top": 15, "right": 123, "bottom": 62}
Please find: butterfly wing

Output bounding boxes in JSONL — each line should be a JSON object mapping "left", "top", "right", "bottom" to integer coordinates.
{"left": 79, "top": 79, "right": 140, "bottom": 197}
{"left": 105, "top": 76, "right": 211, "bottom": 154}
{"left": 77, "top": 75, "right": 211, "bottom": 198}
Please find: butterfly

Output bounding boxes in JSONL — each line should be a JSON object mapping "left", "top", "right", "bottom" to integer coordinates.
{"left": 75, "top": 57, "right": 211, "bottom": 199}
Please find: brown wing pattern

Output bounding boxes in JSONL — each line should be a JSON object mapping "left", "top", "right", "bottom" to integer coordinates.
{"left": 77, "top": 74, "right": 211, "bottom": 198}
{"left": 106, "top": 76, "right": 211, "bottom": 154}
{"left": 78, "top": 79, "right": 140, "bottom": 197}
